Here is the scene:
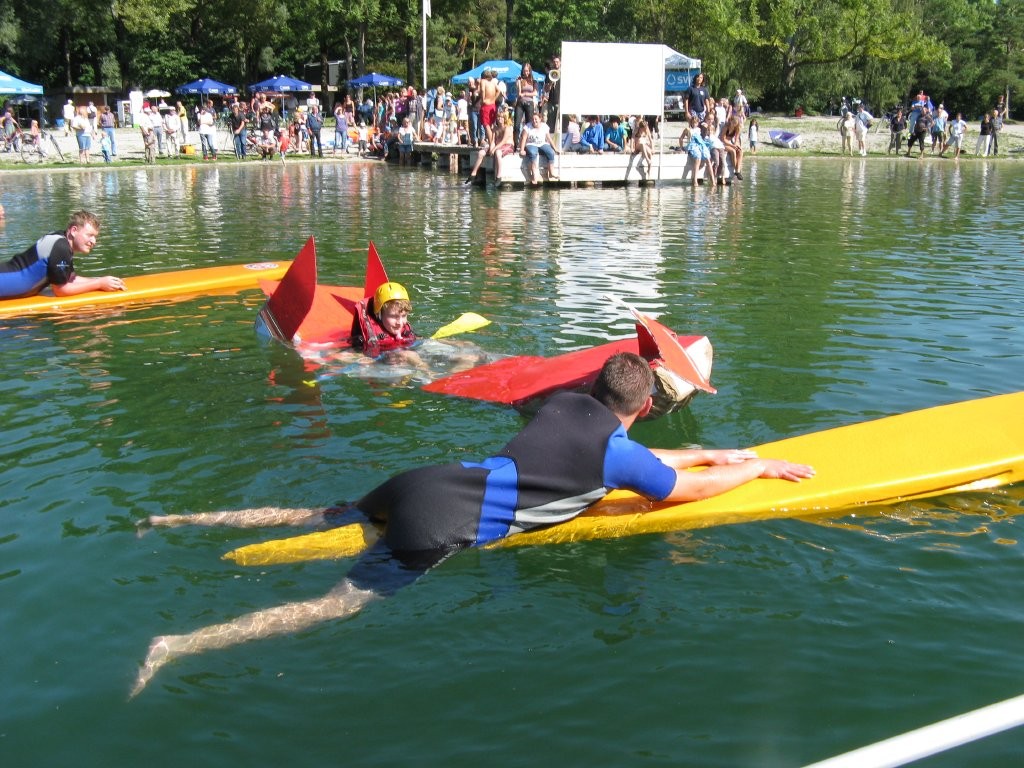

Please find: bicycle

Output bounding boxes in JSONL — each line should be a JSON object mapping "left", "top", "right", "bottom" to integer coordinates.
{"left": 20, "top": 130, "right": 65, "bottom": 163}
{"left": 1, "top": 130, "right": 22, "bottom": 156}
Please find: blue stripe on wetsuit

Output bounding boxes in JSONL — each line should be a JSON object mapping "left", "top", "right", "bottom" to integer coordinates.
{"left": 0, "top": 260, "right": 49, "bottom": 298}
{"left": 462, "top": 456, "right": 519, "bottom": 545}
{"left": 602, "top": 426, "right": 677, "bottom": 502}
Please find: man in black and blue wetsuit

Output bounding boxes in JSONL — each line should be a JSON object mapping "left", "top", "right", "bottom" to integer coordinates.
{"left": 0, "top": 210, "right": 124, "bottom": 300}
{"left": 133, "top": 352, "right": 814, "bottom": 695}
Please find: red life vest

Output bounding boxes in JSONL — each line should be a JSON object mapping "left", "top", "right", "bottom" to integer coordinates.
{"left": 352, "top": 299, "right": 417, "bottom": 356}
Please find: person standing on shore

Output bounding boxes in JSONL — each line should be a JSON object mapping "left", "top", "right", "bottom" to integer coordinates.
{"left": 99, "top": 105, "right": 117, "bottom": 158}
{"left": 71, "top": 105, "right": 92, "bottom": 163}
{"left": 333, "top": 101, "right": 349, "bottom": 154}
{"left": 990, "top": 108, "right": 1003, "bottom": 155}
{"left": 307, "top": 104, "right": 323, "bottom": 157}
{"left": 975, "top": 112, "right": 992, "bottom": 156}
{"left": 940, "top": 112, "right": 968, "bottom": 158}
{"left": 887, "top": 108, "right": 906, "bottom": 154}
{"left": 229, "top": 103, "right": 247, "bottom": 159}
{"left": 198, "top": 100, "right": 217, "bottom": 160}
{"left": 62, "top": 99, "right": 75, "bottom": 136}
{"left": 854, "top": 103, "right": 873, "bottom": 156}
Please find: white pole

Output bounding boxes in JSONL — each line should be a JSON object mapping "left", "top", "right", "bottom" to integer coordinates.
{"left": 802, "top": 692, "right": 1024, "bottom": 768}
{"left": 421, "top": 0, "right": 429, "bottom": 92}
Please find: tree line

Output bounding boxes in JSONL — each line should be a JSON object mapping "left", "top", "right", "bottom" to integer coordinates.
{"left": 0, "top": 0, "right": 1020, "bottom": 118}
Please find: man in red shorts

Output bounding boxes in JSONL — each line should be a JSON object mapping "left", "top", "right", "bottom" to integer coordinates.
{"left": 479, "top": 68, "right": 500, "bottom": 149}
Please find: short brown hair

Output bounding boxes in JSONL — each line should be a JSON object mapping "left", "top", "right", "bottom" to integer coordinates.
{"left": 379, "top": 298, "right": 412, "bottom": 316}
{"left": 591, "top": 352, "right": 653, "bottom": 415}
{"left": 67, "top": 210, "right": 100, "bottom": 233}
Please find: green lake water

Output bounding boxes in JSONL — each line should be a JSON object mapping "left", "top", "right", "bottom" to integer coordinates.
{"left": 1, "top": 159, "right": 1022, "bottom": 766}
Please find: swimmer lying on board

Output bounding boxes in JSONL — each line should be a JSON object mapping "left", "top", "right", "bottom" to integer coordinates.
{"left": 132, "top": 352, "right": 813, "bottom": 696}
{"left": 0, "top": 211, "right": 124, "bottom": 299}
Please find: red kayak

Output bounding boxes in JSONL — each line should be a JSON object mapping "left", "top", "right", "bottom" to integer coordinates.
{"left": 258, "top": 238, "right": 715, "bottom": 412}
{"left": 423, "top": 303, "right": 715, "bottom": 413}
{"left": 256, "top": 236, "right": 387, "bottom": 348}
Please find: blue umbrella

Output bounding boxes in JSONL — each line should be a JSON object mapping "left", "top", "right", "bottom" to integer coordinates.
{"left": 348, "top": 73, "right": 404, "bottom": 118}
{"left": 349, "top": 72, "right": 404, "bottom": 88}
{"left": 249, "top": 75, "right": 314, "bottom": 93}
{"left": 176, "top": 78, "right": 238, "bottom": 96}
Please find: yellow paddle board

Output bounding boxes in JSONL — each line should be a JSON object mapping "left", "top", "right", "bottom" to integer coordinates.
{"left": 0, "top": 261, "right": 291, "bottom": 318}
{"left": 224, "top": 391, "right": 1024, "bottom": 566}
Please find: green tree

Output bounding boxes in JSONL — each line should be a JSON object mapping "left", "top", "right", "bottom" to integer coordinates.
{"left": 739, "top": 0, "right": 949, "bottom": 102}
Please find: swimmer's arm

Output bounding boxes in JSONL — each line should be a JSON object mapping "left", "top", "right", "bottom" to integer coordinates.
{"left": 52, "top": 274, "right": 125, "bottom": 296}
{"left": 658, "top": 456, "right": 815, "bottom": 504}
{"left": 649, "top": 448, "right": 757, "bottom": 469}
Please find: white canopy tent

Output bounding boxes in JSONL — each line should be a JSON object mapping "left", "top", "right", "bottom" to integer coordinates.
{"left": 663, "top": 46, "right": 702, "bottom": 92}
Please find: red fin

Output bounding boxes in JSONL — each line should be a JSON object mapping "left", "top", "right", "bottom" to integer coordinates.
{"left": 363, "top": 242, "right": 390, "bottom": 300}
{"left": 260, "top": 237, "right": 318, "bottom": 342}
{"left": 630, "top": 306, "right": 716, "bottom": 394}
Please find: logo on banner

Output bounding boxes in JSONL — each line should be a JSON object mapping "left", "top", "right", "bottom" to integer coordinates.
{"left": 665, "top": 71, "right": 694, "bottom": 92}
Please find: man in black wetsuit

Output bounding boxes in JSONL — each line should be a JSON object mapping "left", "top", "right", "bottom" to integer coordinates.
{"left": 0, "top": 211, "right": 124, "bottom": 299}
{"left": 133, "top": 352, "right": 813, "bottom": 695}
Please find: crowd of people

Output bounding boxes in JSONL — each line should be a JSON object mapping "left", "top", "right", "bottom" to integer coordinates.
{"left": 842, "top": 90, "right": 1009, "bottom": 159}
{"left": 3, "top": 75, "right": 1014, "bottom": 171}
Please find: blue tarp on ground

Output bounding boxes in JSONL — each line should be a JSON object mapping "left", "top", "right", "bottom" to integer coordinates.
{"left": 451, "top": 60, "right": 545, "bottom": 85}
{"left": 249, "top": 75, "right": 314, "bottom": 93}
{"left": 176, "top": 78, "right": 238, "bottom": 95}
{"left": 0, "top": 70, "right": 44, "bottom": 95}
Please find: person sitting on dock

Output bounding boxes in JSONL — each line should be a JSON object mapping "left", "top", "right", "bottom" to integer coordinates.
{"left": 720, "top": 115, "right": 744, "bottom": 180}
{"left": 466, "top": 112, "right": 516, "bottom": 184}
{"left": 351, "top": 281, "right": 417, "bottom": 356}
{"left": 132, "top": 352, "right": 814, "bottom": 696}
{"left": 632, "top": 117, "right": 654, "bottom": 175}
{"left": 1, "top": 211, "right": 124, "bottom": 299}
{"left": 605, "top": 116, "right": 628, "bottom": 152}
{"left": 580, "top": 115, "right": 606, "bottom": 153}
{"left": 562, "top": 115, "right": 586, "bottom": 152}
{"left": 520, "top": 111, "right": 561, "bottom": 185}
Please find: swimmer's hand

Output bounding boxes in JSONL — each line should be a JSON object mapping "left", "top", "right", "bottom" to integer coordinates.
{"left": 101, "top": 276, "right": 126, "bottom": 292}
{"left": 705, "top": 449, "right": 758, "bottom": 466}
{"left": 757, "top": 458, "right": 815, "bottom": 482}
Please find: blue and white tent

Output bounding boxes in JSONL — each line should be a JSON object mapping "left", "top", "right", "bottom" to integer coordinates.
{"left": 0, "top": 70, "right": 44, "bottom": 95}
{"left": 451, "top": 60, "right": 544, "bottom": 85}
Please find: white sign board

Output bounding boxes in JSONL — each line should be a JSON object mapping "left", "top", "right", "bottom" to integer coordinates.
{"left": 559, "top": 41, "right": 666, "bottom": 116}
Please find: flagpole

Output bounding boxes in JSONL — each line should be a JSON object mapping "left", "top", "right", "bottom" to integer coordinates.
{"left": 422, "top": 0, "right": 430, "bottom": 91}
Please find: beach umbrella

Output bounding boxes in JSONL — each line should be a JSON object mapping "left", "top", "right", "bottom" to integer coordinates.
{"left": 145, "top": 88, "right": 171, "bottom": 99}
{"left": 348, "top": 72, "right": 404, "bottom": 110}
{"left": 175, "top": 78, "right": 238, "bottom": 99}
{"left": 349, "top": 73, "right": 404, "bottom": 88}
{"left": 249, "top": 75, "right": 314, "bottom": 93}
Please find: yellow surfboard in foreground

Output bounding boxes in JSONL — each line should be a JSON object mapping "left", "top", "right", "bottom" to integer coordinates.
{"left": 0, "top": 261, "right": 291, "bottom": 318}
{"left": 225, "top": 391, "right": 1024, "bottom": 566}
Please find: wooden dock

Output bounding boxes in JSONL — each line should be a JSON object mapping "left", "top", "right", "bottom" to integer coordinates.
{"left": 410, "top": 142, "right": 733, "bottom": 189}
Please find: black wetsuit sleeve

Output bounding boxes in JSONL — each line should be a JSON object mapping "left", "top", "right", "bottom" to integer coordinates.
{"left": 46, "top": 238, "right": 75, "bottom": 286}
